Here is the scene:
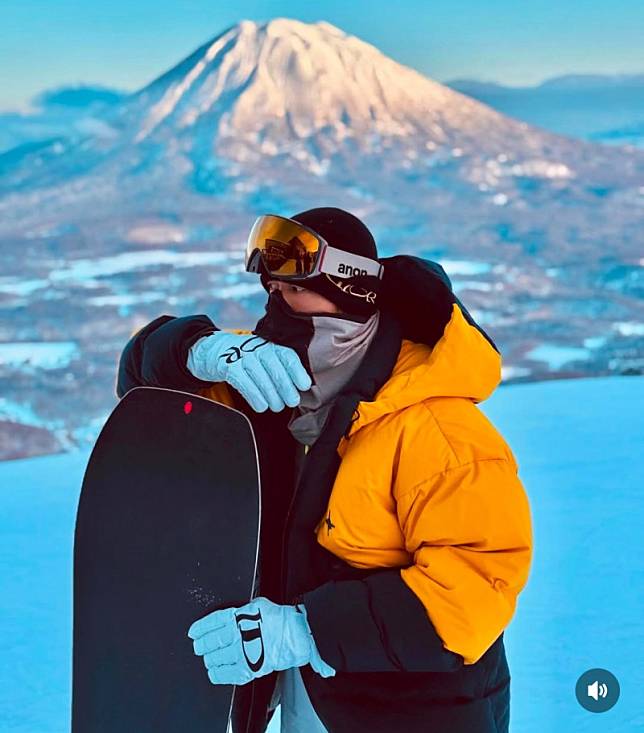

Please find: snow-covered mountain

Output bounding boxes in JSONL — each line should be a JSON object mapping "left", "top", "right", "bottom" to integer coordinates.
{"left": 0, "top": 85, "right": 124, "bottom": 154}
{"left": 0, "top": 18, "right": 643, "bottom": 460}
{"left": 123, "top": 19, "right": 537, "bottom": 159}
{"left": 2, "top": 18, "right": 643, "bottom": 201}
{"left": 447, "top": 74, "right": 644, "bottom": 148}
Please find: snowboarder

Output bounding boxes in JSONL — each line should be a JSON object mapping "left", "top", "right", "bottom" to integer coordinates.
{"left": 116, "top": 207, "right": 533, "bottom": 733}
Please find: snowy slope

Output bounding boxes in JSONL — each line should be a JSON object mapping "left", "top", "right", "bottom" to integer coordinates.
{"left": 0, "top": 375, "right": 642, "bottom": 732}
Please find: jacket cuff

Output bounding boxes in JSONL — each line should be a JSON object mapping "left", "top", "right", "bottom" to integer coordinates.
{"left": 140, "top": 314, "right": 218, "bottom": 391}
{"left": 300, "top": 569, "right": 464, "bottom": 673}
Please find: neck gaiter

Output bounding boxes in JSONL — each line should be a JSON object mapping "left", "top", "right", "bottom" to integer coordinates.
{"left": 253, "top": 291, "right": 381, "bottom": 445}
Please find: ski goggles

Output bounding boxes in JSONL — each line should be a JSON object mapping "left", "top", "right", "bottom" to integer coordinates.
{"left": 245, "top": 214, "right": 383, "bottom": 281}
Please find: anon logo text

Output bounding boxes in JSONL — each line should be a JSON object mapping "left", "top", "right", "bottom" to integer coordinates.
{"left": 338, "top": 263, "right": 368, "bottom": 277}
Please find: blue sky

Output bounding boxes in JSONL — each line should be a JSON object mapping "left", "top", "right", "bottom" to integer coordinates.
{"left": 1, "top": 0, "right": 643, "bottom": 109}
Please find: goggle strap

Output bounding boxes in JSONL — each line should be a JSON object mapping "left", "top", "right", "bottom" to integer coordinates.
{"left": 319, "top": 245, "right": 383, "bottom": 279}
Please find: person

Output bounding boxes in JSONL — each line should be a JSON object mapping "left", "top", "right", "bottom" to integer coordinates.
{"left": 115, "top": 207, "right": 533, "bottom": 733}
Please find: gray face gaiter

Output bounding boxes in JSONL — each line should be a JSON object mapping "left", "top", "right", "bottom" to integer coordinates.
{"left": 287, "top": 310, "right": 380, "bottom": 446}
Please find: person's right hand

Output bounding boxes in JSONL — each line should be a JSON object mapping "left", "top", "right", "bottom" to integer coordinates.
{"left": 187, "top": 332, "right": 312, "bottom": 413}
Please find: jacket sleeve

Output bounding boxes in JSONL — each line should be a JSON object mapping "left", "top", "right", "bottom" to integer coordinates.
{"left": 300, "top": 567, "right": 465, "bottom": 673}
{"left": 300, "top": 457, "right": 533, "bottom": 672}
{"left": 115, "top": 314, "right": 219, "bottom": 399}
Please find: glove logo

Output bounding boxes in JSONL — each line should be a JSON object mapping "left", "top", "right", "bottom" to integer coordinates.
{"left": 220, "top": 336, "right": 268, "bottom": 364}
{"left": 235, "top": 608, "right": 265, "bottom": 672}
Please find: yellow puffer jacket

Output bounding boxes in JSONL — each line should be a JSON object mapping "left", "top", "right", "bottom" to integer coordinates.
{"left": 197, "top": 301, "right": 533, "bottom": 666}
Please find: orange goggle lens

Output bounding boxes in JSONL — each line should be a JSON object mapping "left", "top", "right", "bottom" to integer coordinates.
{"left": 245, "top": 215, "right": 323, "bottom": 278}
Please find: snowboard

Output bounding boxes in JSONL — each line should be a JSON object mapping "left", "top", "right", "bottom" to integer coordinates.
{"left": 72, "top": 386, "right": 261, "bottom": 733}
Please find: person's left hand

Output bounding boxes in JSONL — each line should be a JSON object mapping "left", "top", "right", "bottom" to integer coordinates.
{"left": 187, "top": 596, "right": 336, "bottom": 685}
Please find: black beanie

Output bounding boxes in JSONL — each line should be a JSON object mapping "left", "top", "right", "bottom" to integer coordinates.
{"left": 258, "top": 207, "right": 382, "bottom": 318}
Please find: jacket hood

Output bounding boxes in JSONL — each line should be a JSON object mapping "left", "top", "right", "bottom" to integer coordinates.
{"left": 348, "top": 255, "right": 502, "bottom": 436}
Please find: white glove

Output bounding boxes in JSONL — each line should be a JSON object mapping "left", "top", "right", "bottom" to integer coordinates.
{"left": 187, "top": 331, "right": 311, "bottom": 413}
